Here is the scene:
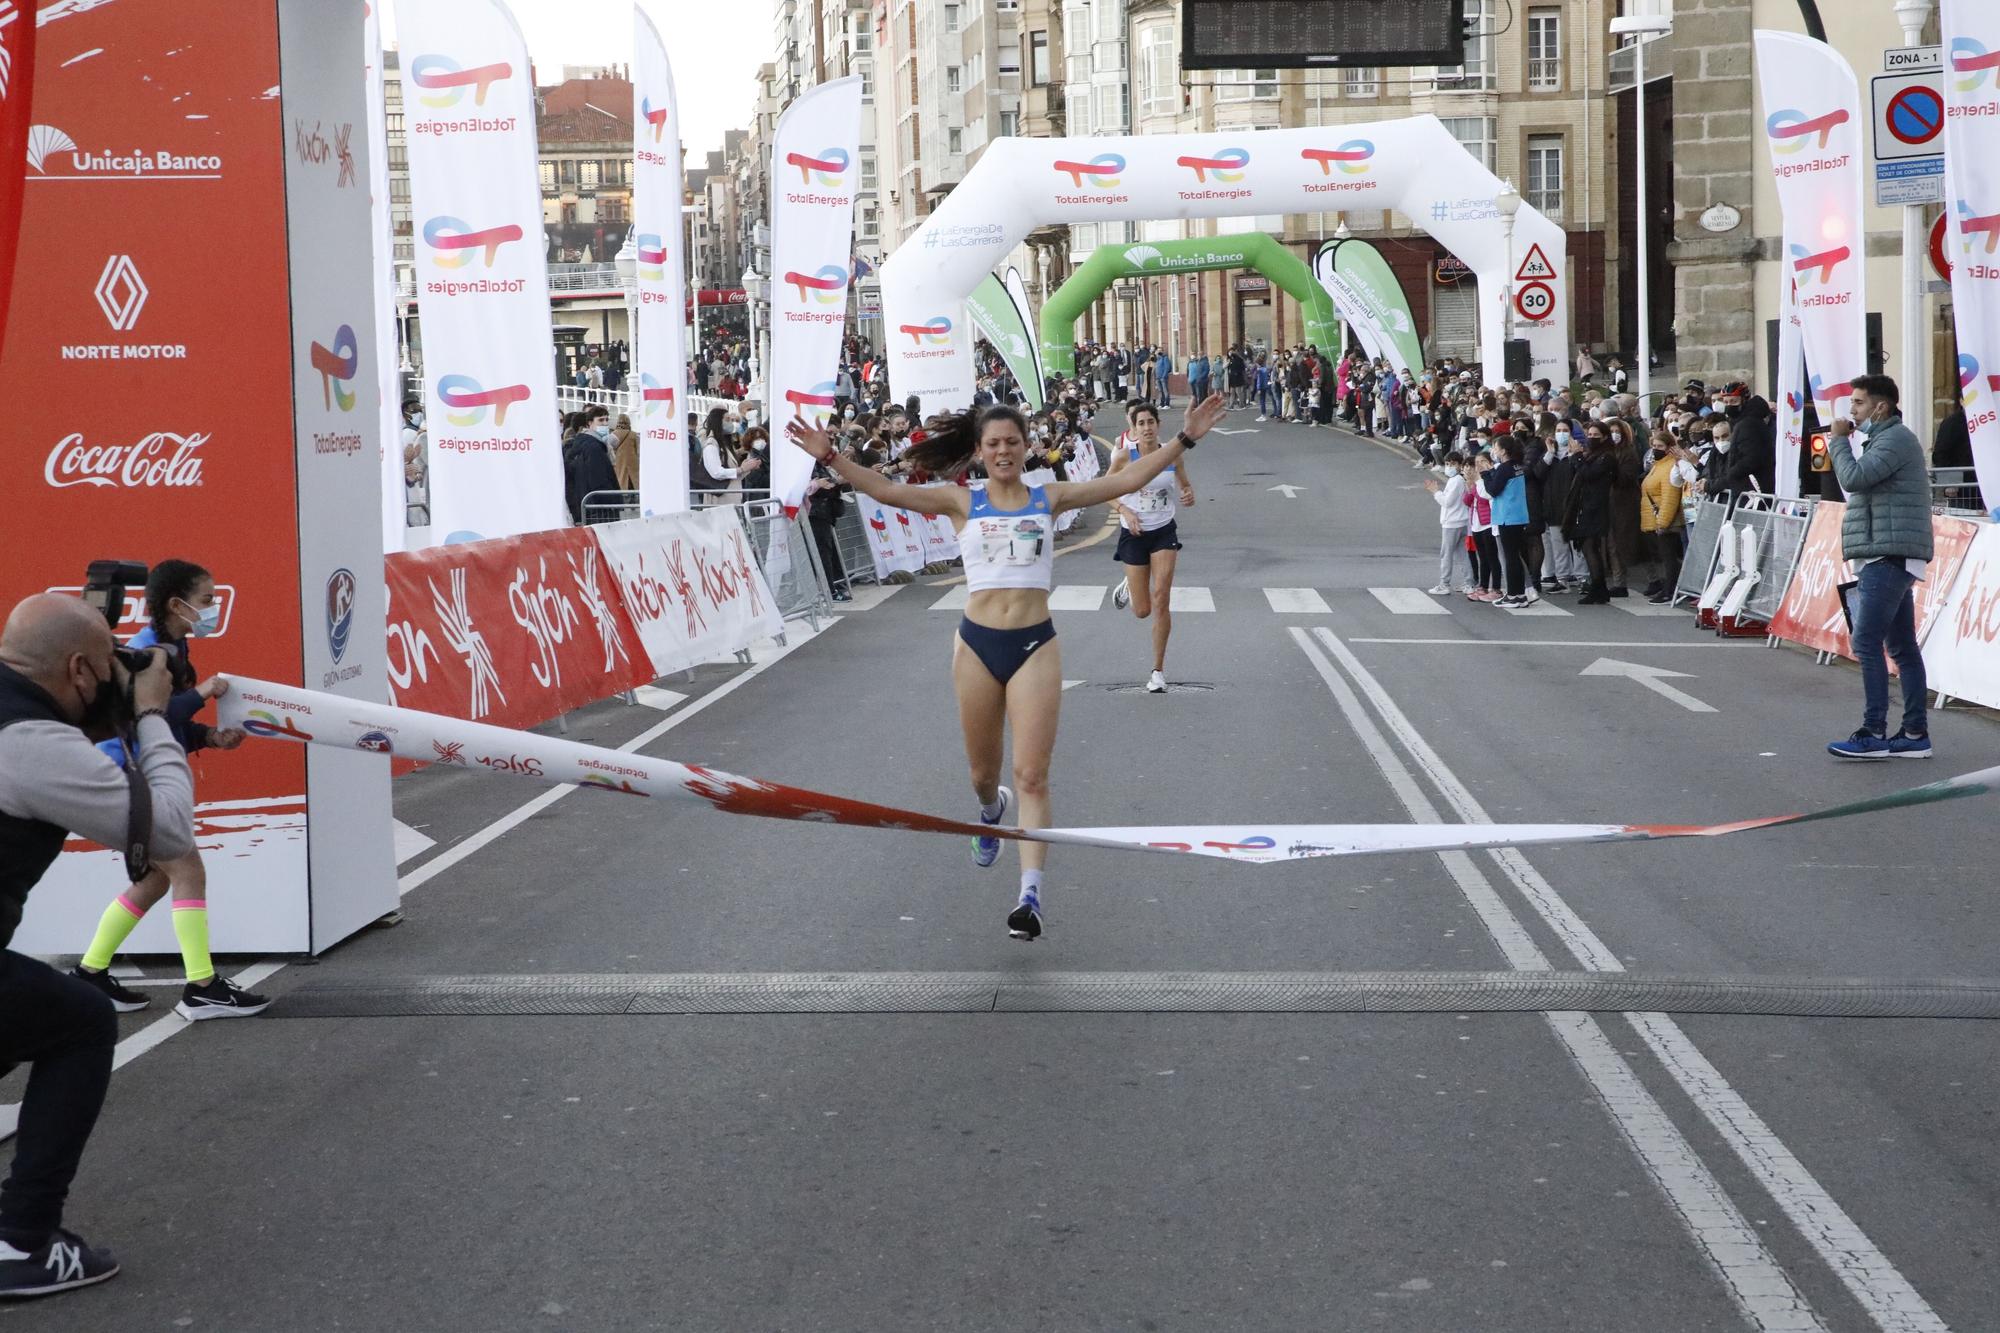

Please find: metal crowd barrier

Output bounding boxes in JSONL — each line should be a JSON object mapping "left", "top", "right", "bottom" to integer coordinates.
{"left": 1723, "top": 492, "right": 1817, "bottom": 630}
{"left": 581, "top": 489, "right": 640, "bottom": 525}
{"left": 1672, "top": 495, "right": 1733, "bottom": 604}
{"left": 737, "top": 498, "right": 832, "bottom": 630}
{"left": 1931, "top": 466, "right": 1985, "bottom": 517}
{"left": 829, "top": 502, "right": 880, "bottom": 586}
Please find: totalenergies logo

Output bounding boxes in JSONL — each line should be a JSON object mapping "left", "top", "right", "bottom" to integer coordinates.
{"left": 423, "top": 215, "right": 522, "bottom": 268}
{"left": 1951, "top": 38, "right": 2000, "bottom": 93}
{"left": 640, "top": 95, "right": 669, "bottom": 142}
{"left": 784, "top": 265, "right": 849, "bottom": 304}
{"left": 1176, "top": 147, "right": 1248, "bottom": 183}
{"left": 1766, "top": 107, "right": 1849, "bottom": 156}
{"left": 409, "top": 54, "right": 512, "bottom": 109}
{"left": 1810, "top": 372, "right": 1852, "bottom": 405}
{"left": 437, "top": 374, "right": 530, "bottom": 427}
{"left": 636, "top": 232, "right": 667, "bottom": 281}
{"left": 899, "top": 316, "right": 952, "bottom": 345}
{"left": 1957, "top": 200, "right": 2000, "bottom": 256}
{"left": 1301, "top": 140, "right": 1374, "bottom": 176}
{"left": 1956, "top": 354, "right": 2000, "bottom": 406}
{"left": 1789, "top": 241, "right": 1850, "bottom": 288}
{"left": 640, "top": 373, "right": 675, "bottom": 418}
{"left": 309, "top": 324, "right": 359, "bottom": 412}
{"left": 784, "top": 147, "right": 850, "bottom": 185}
{"left": 1052, "top": 152, "right": 1126, "bottom": 188}
{"left": 243, "top": 710, "right": 313, "bottom": 742}
{"left": 784, "top": 380, "right": 839, "bottom": 423}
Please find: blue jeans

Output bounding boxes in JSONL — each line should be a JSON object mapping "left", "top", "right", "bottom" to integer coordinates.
{"left": 1258, "top": 381, "right": 1279, "bottom": 416}
{"left": 1848, "top": 559, "right": 1927, "bottom": 737}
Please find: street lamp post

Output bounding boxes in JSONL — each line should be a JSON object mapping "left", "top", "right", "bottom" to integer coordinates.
{"left": 614, "top": 233, "right": 637, "bottom": 415}
{"left": 1894, "top": 0, "right": 1936, "bottom": 442}
{"left": 1496, "top": 179, "right": 1523, "bottom": 354}
{"left": 1611, "top": 12, "right": 1674, "bottom": 408}
{"left": 743, "top": 265, "right": 769, "bottom": 408}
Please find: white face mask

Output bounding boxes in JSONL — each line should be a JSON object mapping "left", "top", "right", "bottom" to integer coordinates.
{"left": 1713, "top": 436, "right": 1731, "bottom": 454}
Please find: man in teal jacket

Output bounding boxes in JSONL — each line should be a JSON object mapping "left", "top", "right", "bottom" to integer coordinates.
{"left": 1826, "top": 374, "right": 1936, "bottom": 761}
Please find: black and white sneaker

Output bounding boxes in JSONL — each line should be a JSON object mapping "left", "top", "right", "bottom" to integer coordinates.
{"left": 0, "top": 1230, "right": 119, "bottom": 1299}
{"left": 68, "top": 966, "right": 150, "bottom": 1014}
{"left": 1112, "top": 581, "right": 1131, "bottom": 611}
{"left": 1006, "top": 899, "right": 1043, "bottom": 941}
{"left": 175, "top": 976, "right": 271, "bottom": 1021}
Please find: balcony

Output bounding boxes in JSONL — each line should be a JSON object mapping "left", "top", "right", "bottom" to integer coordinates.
{"left": 549, "top": 262, "right": 623, "bottom": 294}
{"left": 1527, "top": 57, "right": 1561, "bottom": 92}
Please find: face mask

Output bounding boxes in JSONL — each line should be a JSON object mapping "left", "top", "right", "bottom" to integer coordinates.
{"left": 408, "top": 412, "right": 425, "bottom": 428}
{"left": 1651, "top": 447, "right": 1667, "bottom": 459}
{"left": 1713, "top": 437, "right": 1731, "bottom": 454}
{"left": 746, "top": 411, "right": 761, "bottom": 428}
{"left": 1556, "top": 429, "right": 1571, "bottom": 445}
{"left": 177, "top": 598, "right": 220, "bottom": 638}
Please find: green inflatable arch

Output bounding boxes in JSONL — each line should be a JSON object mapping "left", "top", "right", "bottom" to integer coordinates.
{"left": 1039, "top": 232, "right": 1341, "bottom": 375}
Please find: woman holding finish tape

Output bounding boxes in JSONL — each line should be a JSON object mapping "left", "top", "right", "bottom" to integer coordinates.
{"left": 787, "top": 393, "right": 1227, "bottom": 940}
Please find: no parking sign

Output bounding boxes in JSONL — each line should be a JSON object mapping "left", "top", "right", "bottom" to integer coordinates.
{"left": 1871, "top": 64, "right": 1945, "bottom": 206}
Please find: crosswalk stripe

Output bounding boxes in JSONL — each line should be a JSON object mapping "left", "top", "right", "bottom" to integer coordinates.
{"left": 1263, "top": 587, "right": 1332, "bottom": 614}
{"left": 1169, "top": 586, "right": 1215, "bottom": 612}
{"left": 1368, "top": 587, "right": 1451, "bottom": 616}
{"left": 929, "top": 587, "right": 970, "bottom": 611}
{"left": 1048, "top": 584, "right": 1108, "bottom": 611}
{"left": 1615, "top": 599, "right": 1687, "bottom": 617}
{"left": 1502, "top": 598, "right": 1573, "bottom": 617}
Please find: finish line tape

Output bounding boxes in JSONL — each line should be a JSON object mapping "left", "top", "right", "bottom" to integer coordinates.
{"left": 217, "top": 677, "right": 2000, "bottom": 866}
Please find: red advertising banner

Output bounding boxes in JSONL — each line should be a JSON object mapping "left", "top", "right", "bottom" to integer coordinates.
{"left": 385, "top": 528, "right": 654, "bottom": 734}
{"left": 0, "top": 0, "right": 36, "bottom": 357}
{"left": 1925, "top": 524, "right": 2000, "bottom": 710}
{"left": 1770, "top": 504, "right": 1982, "bottom": 663}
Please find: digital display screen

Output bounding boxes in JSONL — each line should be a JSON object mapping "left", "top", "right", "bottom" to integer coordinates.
{"left": 1182, "top": 0, "right": 1465, "bottom": 69}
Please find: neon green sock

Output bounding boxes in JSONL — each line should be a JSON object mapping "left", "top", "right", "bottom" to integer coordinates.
{"left": 81, "top": 893, "right": 148, "bottom": 972}
{"left": 171, "top": 900, "right": 214, "bottom": 983}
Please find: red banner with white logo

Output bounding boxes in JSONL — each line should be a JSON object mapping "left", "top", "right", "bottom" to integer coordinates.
{"left": 1925, "top": 522, "right": 2000, "bottom": 709}
{"left": 384, "top": 527, "right": 653, "bottom": 734}
{"left": 591, "top": 509, "right": 783, "bottom": 679}
{"left": 1769, "top": 504, "right": 1982, "bottom": 664}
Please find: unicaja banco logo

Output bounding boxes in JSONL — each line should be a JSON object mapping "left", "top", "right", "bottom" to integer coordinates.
{"left": 783, "top": 265, "right": 849, "bottom": 304}
{"left": 640, "top": 95, "right": 669, "bottom": 142}
{"left": 309, "top": 324, "right": 359, "bottom": 411}
{"left": 437, "top": 374, "right": 530, "bottom": 427}
{"left": 636, "top": 233, "right": 667, "bottom": 281}
{"left": 1766, "top": 108, "right": 1849, "bottom": 156}
{"left": 410, "top": 54, "right": 512, "bottom": 108}
{"left": 1951, "top": 38, "right": 2000, "bottom": 93}
{"left": 1176, "top": 147, "right": 1249, "bottom": 184}
{"left": 1789, "top": 241, "right": 1850, "bottom": 287}
{"left": 899, "top": 316, "right": 952, "bottom": 345}
{"left": 640, "top": 374, "right": 675, "bottom": 418}
{"left": 1301, "top": 141, "right": 1374, "bottom": 176}
{"left": 1052, "top": 153, "right": 1126, "bottom": 188}
{"left": 784, "top": 147, "right": 850, "bottom": 185}
{"left": 423, "top": 216, "right": 522, "bottom": 268}
{"left": 1957, "top": 200, "right": 2000, "bottom": 256}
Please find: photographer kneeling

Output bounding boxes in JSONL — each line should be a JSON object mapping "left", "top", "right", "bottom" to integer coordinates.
{"left": 0, "top": 594, "right": 195, "bottom": 1297}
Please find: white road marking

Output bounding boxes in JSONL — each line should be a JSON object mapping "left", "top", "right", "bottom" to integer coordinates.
{"left": 1580, "top": 658, "right": 1717, "bottom": 713}
{"left": 838, "top": 584, "right": 906, "bottom": 611}
{"left": 1288, "top": 627, "right": 1826, "bottom": 1331}
{"left": 1368, "top": 587, "right": 1451, "bottom": 616}
{"left": 1350, "top": 639, "right": 1741, "bottom": 648}
{"left": 392, "top": 819, "right": 437, "bottom": 866}
{"left": 1168, "top": 586, "right": 1215, "bottom": 612}
{"left": 1263, "top": 587, "right": 1332, "bottom": 614}
{"left": 1500, "top": 598, "right": 1572, "bottom": 617}
{"left": 1048, "top": 584, "right": 1108, "bottom": 611}
{"left": 929, "top": 586, "right": 970, "bottom": 611}
{"left": 1616, "top": 599, "right": 1689, "bottom": 617}
{"left": 1303, "top": 624, "right": 1943, "bottom": 1332}
{"left": 1062, "top": 679, "right": 1086, "bottom": 691}
{"left": 1268, "top": 483, "right": 1305, "bottom": 498}
{"left": 632, "top": 685, "right": 689, "bottom": 712}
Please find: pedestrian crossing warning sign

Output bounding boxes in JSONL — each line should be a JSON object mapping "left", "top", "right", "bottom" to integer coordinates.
{"left": 1514, "top": 243, "right": 1556, "bottom": 281}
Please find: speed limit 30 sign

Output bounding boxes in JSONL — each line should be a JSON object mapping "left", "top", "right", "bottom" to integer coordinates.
{"left": 1514, "top": 280, "right": 1554, "bottom": 322}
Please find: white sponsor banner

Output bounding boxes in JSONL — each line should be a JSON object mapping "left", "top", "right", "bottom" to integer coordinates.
{"left": 1774, "top": 251, "right": 1805, "bottom": 499}
{"left": 396, "top": 0, "right": 565, "bottom": 542}
{"left": 1924, "top": 522, "right": 2000, "bottom": 709}
{"left": 591, "top": 509, "right": 784, "bottom": 678}
{"left": 853, "top": 489, "right": 927, "bottom": 579}
{"left": 633, "top": 2, "right": 690, "bottom": 514}
{"left": 1940, "top": 0, "right": 2000, "bottom": 520}
{"left": 768, "top": 76, "right": 863, "bottom": 514}
{"left": 1755, "top": 30, "right": 1868, "bottom": 423}
{"left": 366, "top": 0, "right": 405, "bottom": 549}
{"left": 1311, "top": 243, "right": 1398, "bottom": 374}
{"left": 219, "top": 678, "right": 2000, "bottom": 867}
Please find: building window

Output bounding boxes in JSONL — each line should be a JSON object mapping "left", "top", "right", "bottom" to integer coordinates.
{"left": 1440, "top": 115, "right": 1496, "bottom": 171}
{"left": 861, "top": 155, "right": 878, "bottom": 190}
{"left": 948, "top": 126, "right": 963, "bottom": 155}
{"left": 998, "top": 48, "right": 1021, "bottom": 78}
{"left": 944, "top": 3, "right": 959, "bottom": 32}
{"left": 1342, "top": 66, "right": 1378, "bottom": 98}
{"left": 1528, "top": 8, "right": 1561, "bottom": 90}
{"left": 946, "top": 65, "right": 962, "bottom": 93}
{"left": 385, "top": 112, "right": 403, "bottom": 136}
{"left": 1140, "top": 24, "right": 1176, "bottom": 116}
{"left": 1441, "top": 0, "right": 1497, "bottom": 91}
{"left": 538, "top": 161, "right": 555, "bottom": 190}
{"left": 1526, "top": 134, "right": 1563, "bottom": 217}
{"left": 1215, "top": 68, "right": 1278, "bottom": 101}
{"left": 861, "top": 63, "right": 874, "bottom": 98}
{"left": 559, "top": 159, "right": 576, "bottom": 184}
{"left": 390, "top": 177, "right": 410, "bottom": 202}
{"left": 999, "top": 108, "right": 1017, "bottom": 137}
{"left": 1066, "top": 84, "right": 1091, "bottom": 136}
{"left": 579, "top": 160, "right": 600, "bottom": 188}
{"left": 1030, "top": 31, "right": 1050, "bottom": 85}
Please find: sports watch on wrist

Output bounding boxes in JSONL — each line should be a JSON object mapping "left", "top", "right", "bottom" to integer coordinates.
{"left": 1173, "top": 430, "right": 1198, "bottom": 450}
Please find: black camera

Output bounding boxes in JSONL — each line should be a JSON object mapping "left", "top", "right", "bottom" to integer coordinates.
{"left": 81, "top": 559, "right": 147, "bottom": 633}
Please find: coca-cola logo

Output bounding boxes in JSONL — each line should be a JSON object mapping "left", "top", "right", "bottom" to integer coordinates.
{"left": 45, "top": 431, "right": 207, "bottom": 489}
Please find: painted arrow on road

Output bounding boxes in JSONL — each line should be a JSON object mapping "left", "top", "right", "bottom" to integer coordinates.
{"left": 1211, "top": 427, "right": 1259, "bottom": 436}
{"left": 1580, "top": 658, "right": 1716, "bottom": 713}
{"left": 1268, "top": 483, "right": 1306, "bottom": 498}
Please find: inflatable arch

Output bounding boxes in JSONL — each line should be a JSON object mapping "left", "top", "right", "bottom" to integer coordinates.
{"left": 881, "top": 115, "right": 1569, "bottom": 412}
{"left": 1038, "top": 233, "right": 1340, "bottom": 376}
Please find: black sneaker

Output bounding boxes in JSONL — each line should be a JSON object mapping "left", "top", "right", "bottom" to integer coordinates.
{"left": 175, "top": 976, "right": 271, "bottom": 1021}
{"left": 1607, "top": 586, "right": 1631, "bottom": 599}
{"left": 68, "top": 966, "right": 150, "bottom": 1014}
{"left": 1006, "top": 899, "right": 1042, "bottom": 941}
{"left": 0, "top": 1230, "right": 119, "bottom": 1299}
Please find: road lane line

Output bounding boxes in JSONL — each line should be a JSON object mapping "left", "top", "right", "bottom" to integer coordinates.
{"left": 1048, "top": 584, "right": 1108, "bottom": 611}
{"left": 1168, "top": 586, "right": 1214, "bottom": 612}
{"left": 1306, "top": 624, "right": 1945, "bottom": 1333}
{"left": 1288, "top": 626, "right": 1826, "bottom": 1331}
{"left": 1262, "top": 588, "right": 1331, "bottom": 614}
{"left": 930, "top": 587, "right": 971, "bottom": 611}
{"left": 1349, "top": 639, "right": 1742, "bottom": 648}
{"left": 1368, "top": 587, "right": 1451, "bottom": 616}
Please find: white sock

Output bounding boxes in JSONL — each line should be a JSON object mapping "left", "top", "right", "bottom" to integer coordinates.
{"left": 1019, "top": 870, "right": 1042, "bottom": 904}
{"left": 980, "top": 795, "right": 1005, "bottom": 822}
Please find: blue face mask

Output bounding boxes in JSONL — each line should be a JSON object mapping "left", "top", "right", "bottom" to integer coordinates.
{"left": 177, "top": 598, "right": 220, "bottom": 639}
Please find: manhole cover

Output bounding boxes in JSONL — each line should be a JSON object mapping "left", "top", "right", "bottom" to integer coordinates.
{"left": 1104, "top": 681, "right": 1217, "bottom": 694}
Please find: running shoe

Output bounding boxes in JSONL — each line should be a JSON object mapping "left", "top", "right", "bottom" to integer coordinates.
{"left": 0, "top": 1230, "right": 119, "bottom": 1298}
{"left": 973, "top": 785, "right": 1013, "bottom": 868}
{"left": 1254, "top": 415, "right": 1268, "bottom": 423}
{"left": 1826, "top": 730, "right": 1891, "bottom": 761}
{"left": 1427, "top": 583, "right": 1453, "bottom": 595}
{"left": 1492, "top": 594, "right": 1527, "bottom": 609}
{"left": 1888, "top": 731, "right": 1934, "bottom": 760}
{"left": 1007, "top": 899, "right": 1043, "bottom": 941}
{"left": 175, "top": 976, "right": 271, "bottom": 1021}
{"left": 68, "top": 965, "right": 150, "bottom": 1014}
{"left": 1113, "top": 581, "right": 1131, "bottom": 611}
{"left": 1146, "top": 670, "right": 1168, "bottom": 694}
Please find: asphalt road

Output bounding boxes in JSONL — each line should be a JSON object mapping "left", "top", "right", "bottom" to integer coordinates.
{"left": 9, "top": 410, "right": 1999, "bottom": 1332}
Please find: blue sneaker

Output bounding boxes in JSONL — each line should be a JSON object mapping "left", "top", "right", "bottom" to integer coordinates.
{"left": 972, "top": 786, "right": 1012, "bottom": 867}
{"left": 1007, "top": 895, "right": 1042, "bottom": 941}
{"left": 1888, "top": 731, "right": 1933, "bottom": 760}
{"left": 1827, "top": 730, "right": 1891, "bottom": 761}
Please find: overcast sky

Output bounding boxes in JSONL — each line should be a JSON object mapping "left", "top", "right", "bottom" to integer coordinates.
{"left": 380, "top": 1, "right": 766, "bottom": 162}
